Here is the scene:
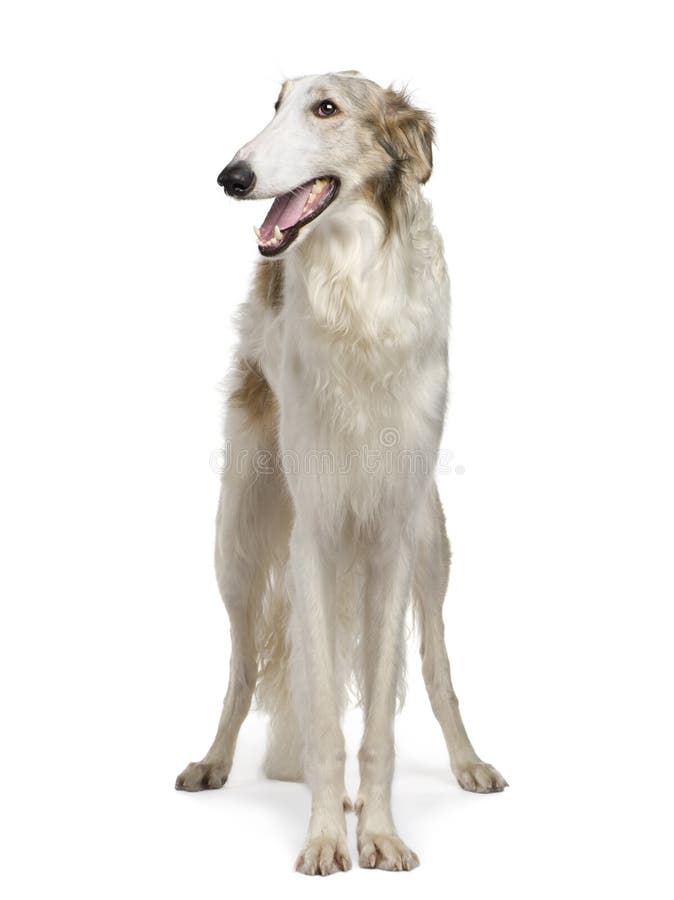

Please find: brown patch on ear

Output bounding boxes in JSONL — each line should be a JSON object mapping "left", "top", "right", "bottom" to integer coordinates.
{"left": 253, "top": 258, "right": 284, "bottom": 309}
{"left": 381, "top": 89, "right": 434, "bottom": 184}
{"left": 229, "top": 358, "right": 278, "bottom": 431}
{"left": 363, "top": 88, "right": 435, "bottom": 238}
{"left": 337, "top": 69, "right": 363, "bottom": 77}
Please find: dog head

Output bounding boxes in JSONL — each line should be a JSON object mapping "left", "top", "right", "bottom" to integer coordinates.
{"left": 218, "top": 72, "right": 435, "bottom": 256}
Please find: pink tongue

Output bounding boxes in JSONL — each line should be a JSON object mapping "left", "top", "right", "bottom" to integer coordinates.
{"left": 259, "top": 183, "right": 312, "bottom": 241}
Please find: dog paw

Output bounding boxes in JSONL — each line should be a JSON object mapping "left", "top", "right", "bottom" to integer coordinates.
{"left": 453, "top": 760, "right": 508, "bottom": 793}
{"left": 295, "top": 835, "right": 351, "bottom": 876}
{"left": 358, "top": 833, "right": 419, "bottom": 871}
{"left": 175, "top": 760, "right": 229, "bottom": 791}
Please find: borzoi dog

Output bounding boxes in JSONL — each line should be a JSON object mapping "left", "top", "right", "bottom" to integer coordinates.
{"left": 176, "top": 71, "right": 507, "bottom": 875}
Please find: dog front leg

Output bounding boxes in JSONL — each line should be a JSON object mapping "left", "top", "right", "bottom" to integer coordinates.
{"left": 356, "top": 527, "right": 420, "bottom": 871}
{"left": 289, "top": 519, "right": 351, "bottom": 876}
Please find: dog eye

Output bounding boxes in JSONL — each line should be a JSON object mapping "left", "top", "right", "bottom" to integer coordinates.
{"left": 313, "top": 100, "right": 339, "bottom": 118}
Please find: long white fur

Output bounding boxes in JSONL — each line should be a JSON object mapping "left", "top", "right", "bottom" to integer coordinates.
{"left": 176, "top": 73, "right": 506, "bottom": 876}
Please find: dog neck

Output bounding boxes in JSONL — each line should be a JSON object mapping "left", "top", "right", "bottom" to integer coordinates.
{"left": 283, "top": 190, "right": 446, "bottom": 362}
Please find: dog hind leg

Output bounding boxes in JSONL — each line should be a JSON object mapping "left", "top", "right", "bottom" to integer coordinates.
{"left": 414, "top": 484, "right": 507, "bottom": 793}
{"left": 176, "top": 376, "right": 291, "bottom": 791}
{"left": 263, "top": 694, "right": 304, "bottom": 782}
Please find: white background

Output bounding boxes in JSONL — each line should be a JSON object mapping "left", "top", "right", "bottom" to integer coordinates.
{"left": 1, "top": 1, "right": 673, "bottom": 897}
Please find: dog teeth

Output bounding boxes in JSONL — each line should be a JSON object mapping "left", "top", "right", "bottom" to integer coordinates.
{"left": 257, "top": 226, "right": 285, "bottom": 249}
{"left": 302, "top": 178, "right": 328, "bottom": 214}
{"left": 257, "top": 181, "right": 332, "bottom": 250}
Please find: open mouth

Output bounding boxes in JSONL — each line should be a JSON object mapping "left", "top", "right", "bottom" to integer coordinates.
{"left": 254, "top": 177, "right": 340, "bottom": 256}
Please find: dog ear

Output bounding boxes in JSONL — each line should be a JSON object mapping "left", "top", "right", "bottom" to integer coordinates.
{"left": 380, "top": 89, "right": 435, "bottom": 184}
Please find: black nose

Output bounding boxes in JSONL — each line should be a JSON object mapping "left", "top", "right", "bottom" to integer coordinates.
{"left": 217, "top": 161, "right": 256, "bottom": 197}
